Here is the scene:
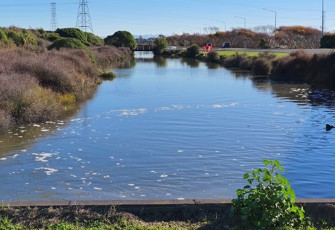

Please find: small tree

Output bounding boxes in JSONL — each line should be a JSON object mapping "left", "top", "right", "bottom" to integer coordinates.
{"left": 104, "top": 31, "right": 137, "bottom": 50}
{"left": 320, "top": 34, "right": 335, "bottom": 48}
{"left": 230, "top": 160, "right": 305, "bottom": 229}
{"left": 153, "top": 37, "right": 168, "bottom": 55}
{"left": 185, "top": 44, "right": 199, "bottom": 58}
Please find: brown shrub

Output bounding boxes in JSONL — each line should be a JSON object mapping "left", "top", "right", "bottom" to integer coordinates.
{"left": 223, "top": 53, "right": 248, "bottom": 68}
{"left": 207, "top": 51, "right": 220, "bottom": 62}
{"left": 270, "top": 51, "right": 312, "bottom": 82}
{"left": 239, "top": 58, "right": 253, "bottom": 70}
{"left": 89, "top": 46, "right": 132, "bottom": 68}
{"left": 252, "top": 58, "right": 272, "bottom": 75}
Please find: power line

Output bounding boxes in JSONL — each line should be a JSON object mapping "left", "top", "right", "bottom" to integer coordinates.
{"left": 76, "top": 0, "right": 93, "bottom": 32}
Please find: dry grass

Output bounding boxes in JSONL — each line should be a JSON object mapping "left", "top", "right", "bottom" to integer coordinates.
{"left": 89, "top": 46, "right": 132, "bottom": 68}
{"left": 0, "top": 47, "right": 101, "bottom": 132}
{"left": 269, "top": 50, "right": 335, "bottom": 86}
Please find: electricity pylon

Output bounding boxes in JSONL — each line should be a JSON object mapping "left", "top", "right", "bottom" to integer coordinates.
{"left": 50, "top": 2, "right": 57, "bottom": 31}
{"left": 76, "top": 0, "right": 93, "bottom": 33}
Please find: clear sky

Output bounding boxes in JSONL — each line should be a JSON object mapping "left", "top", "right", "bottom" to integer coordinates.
{"left": 0, "top": 0, "right": 334, "bottom": 37}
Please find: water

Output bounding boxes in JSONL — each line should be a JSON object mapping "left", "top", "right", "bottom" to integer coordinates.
{"left": 1, "top": 51, "right": 335, "bottom": 201}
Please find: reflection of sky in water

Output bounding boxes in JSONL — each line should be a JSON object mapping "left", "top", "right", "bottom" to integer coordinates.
{"left": 1, "top": 54, "right": 335, "bottom": 201}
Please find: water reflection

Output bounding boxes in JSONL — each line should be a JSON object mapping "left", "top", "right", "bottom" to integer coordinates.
{"left": 153, "top": 56, "right": 167, "bottom": 67}
{"left": 180, "top": 58, "right": 200, "bottom": 68}
{"left": 0, "top": 87, "right": 98, "bottom": 158}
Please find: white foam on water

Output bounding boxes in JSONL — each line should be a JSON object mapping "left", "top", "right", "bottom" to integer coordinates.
{"left": 128, "top": 184, "right": 135, "bottom": 186}
{"left": 94, "top": 187, "right": 102, "bottom": 191}
{"left": 35, "top": 167, "right": 58, "bottom": 175}
{"left": 51, "top": 187, "right": 56, "bottom": 190}
{"left": 160, "top": 174, "right": 168, "bottom": 178}
{"left": 0, "top": 158, "right": 7, "bottom": 161}
{"left": 177, "top": 197, "right": 185, "bottom": 200}
{"left": 33, "top": 153, "right": 52, "bottom": 162}
{"left": 41, "top": 129, "right": 50, "bottom": 132}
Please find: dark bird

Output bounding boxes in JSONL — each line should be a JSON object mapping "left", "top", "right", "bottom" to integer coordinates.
{"left": 326, "top": 124, "right": 334, "bottom": 131}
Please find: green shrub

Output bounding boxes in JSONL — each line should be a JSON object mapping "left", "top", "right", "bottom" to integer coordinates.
{"left": 320, "top": 34, "right": 335, "bottom": 48}
{"left": 5, "top": 30, "right": 24, "bottom": 46}
{"left": 230, "top": 160, "right": 305, "bottom": 230}
{"left": 185, "top": 44, "right": 199, "bottom": 58}
{"left": 104, "top": 31, "right": 137, "bottom": 50}
{"left": 100, "top": 72, "right": 116, "bottom": 81}
{"left": 86, "top": 32, "right": 104, "bottom": 46}
{"left": 55, "top": 28, "right": 88, "bottom": 45}
{"left": 259, "top": 38, "right": 270, "bottom": 49}
{"left": 152, "top": 37, "right": 168, "bottom": 55}
{"left": 21, "top": 30, "right": 38, "bottom": 46}
{"left": 47, "top": 32, "right": 61, "bottom": 42}
{"left": 49, "top": 37, "right": 87, "bottom": 50}
{"left": 0, "top": 29, "right": 13, "bottom": 46}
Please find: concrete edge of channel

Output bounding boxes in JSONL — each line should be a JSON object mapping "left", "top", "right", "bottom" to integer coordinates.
{"left": 2, "top": 199, "right": 335, "bottom": 207}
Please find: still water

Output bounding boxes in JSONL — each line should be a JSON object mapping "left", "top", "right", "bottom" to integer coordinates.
{"left": 1, "top": 52, "right": 335, "bottom": 201}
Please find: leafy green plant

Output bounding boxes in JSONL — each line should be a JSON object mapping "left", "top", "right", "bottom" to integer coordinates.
{"left": 104, "top": 31, "right": 137, "bottom": 50}
{"left": 185, "top": 44, "right": 199, "bottom": 58}
{"left": 152, "top": 37, "right": 168, "bottom": 55}
{"left": 230, "top": 160, "right": 305, "bottom": 230}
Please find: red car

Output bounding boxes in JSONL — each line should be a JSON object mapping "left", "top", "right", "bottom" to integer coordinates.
{"left": 203, "top": 43, "right": 213, "bottom": 52}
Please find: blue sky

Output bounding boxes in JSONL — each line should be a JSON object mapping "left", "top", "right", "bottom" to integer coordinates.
{"left": 0, "top": 0, "right": 334, "bottom": 37}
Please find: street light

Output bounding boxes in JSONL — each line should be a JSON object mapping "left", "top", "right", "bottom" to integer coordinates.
{"left": 263, "top": 8, "right": 277, "bottom": 31}
{"left": 235, "top": 16, "right": 246, "bottom": 29}
{"left": 217, "top": 20, "right": 226, "bottom": 32}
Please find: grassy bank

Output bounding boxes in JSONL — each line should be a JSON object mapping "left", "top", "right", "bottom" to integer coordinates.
{"left": 0, "top": 202, "right": 334, "bottom": 230}
{"left": 162, "top": 47, "right": 335, "bottom": 87}
{"left": 213, "top": 50, "right": 288, "bottom": 58}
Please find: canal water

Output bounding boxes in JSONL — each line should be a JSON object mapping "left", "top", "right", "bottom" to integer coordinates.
{"left": 1, "top": 51, "right": 335, "bottom": 201}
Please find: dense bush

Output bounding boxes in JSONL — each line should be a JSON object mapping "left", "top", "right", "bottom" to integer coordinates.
{"left": 5, "top": 30, "right": 24, "bottom": 46}
{"left": 320, "top": 34, "right": 335, "bottom": 48}
{"left": 207, "top": 51, "right": 220, "bottom": 62}
{"left": 86, "top": 32, "right": 104, "bottom": 46}
{"left": 185, "top": 44, "right": 199, "bottom": 58}
{"left": 0, "top": 29, "right": 12, "bottom": 47}
{"left": 89, "top": 46, "right": 132, "bottom": 68}
{"left": 152, "top": 37, "right": 168, "bottom": 55}
{"left": 271, "top": 51, "right": 312, "bottom": 82}
{"left": 49, "top": 37, "right": 87, "bottom": 50}
{"left": 230, "top": 160, "right": 305, "bottom": 229}
{"left": 0, "top": 47, "right": 103, "bottom": 131}
{"left": 55, "top": 28, "right": 88, "bottom": 45}
{"left": 252, "top": 58, "right": 272, "bottom": 75}
{"left": 47, "top": 32, "right": 61, "bottom": 42}
{"left": 104, "top": 31, "right": 137, "bottom": 50}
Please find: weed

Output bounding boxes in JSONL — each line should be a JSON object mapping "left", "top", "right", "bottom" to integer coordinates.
{"left": 230, "top": 160, "right": 305, "bottom": 230}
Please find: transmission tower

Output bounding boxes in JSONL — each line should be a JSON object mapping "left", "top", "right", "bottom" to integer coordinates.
{"left": 50, "top": 2, "right": 57, "bottom": 31}
{"left": 76, "top": 0, "right": 93, "bottom": 33}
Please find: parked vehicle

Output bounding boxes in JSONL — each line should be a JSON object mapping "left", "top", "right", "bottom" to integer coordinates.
{"left": 203, "top": 43, "right": 213, "bottom": 51}
{"left": 222, "top": 42, "right": 231, "bottom": 48}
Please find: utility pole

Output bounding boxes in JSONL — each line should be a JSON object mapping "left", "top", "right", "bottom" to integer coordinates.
{"left": 235, "top": 16, "right": 246, "bottom": 29}
{"left": 263, "top": 8, "right": 277, "bottom": 31}
{"left": 76, "top": 0, "right": 93, "bottom": 33}
{"left": 50, "top": 2, "right": 57, "bottom": 31}
{"left": 322, "top": 0, "right": 325, "bottom": 35}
